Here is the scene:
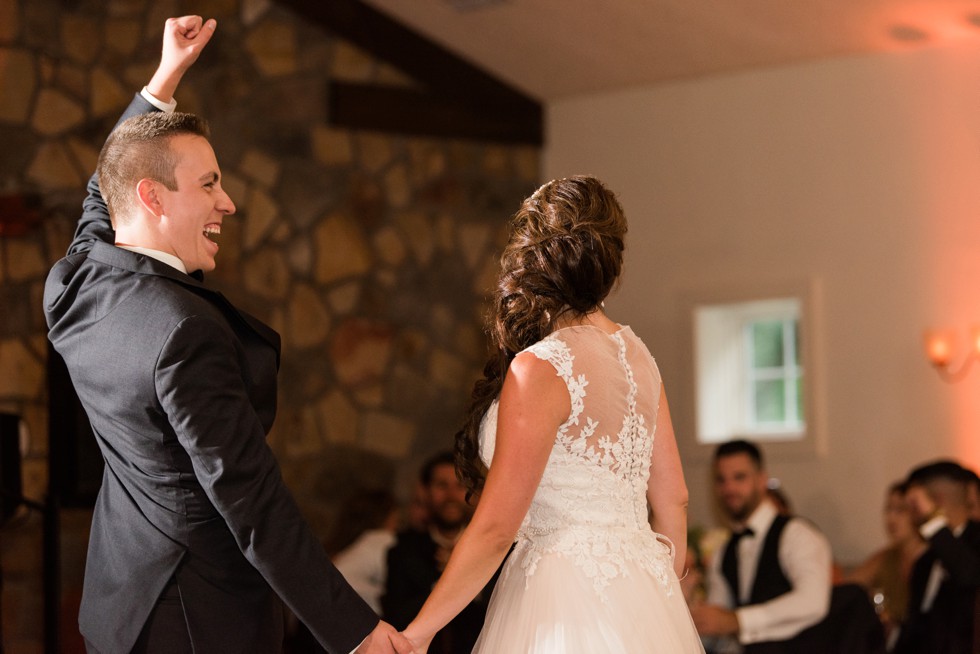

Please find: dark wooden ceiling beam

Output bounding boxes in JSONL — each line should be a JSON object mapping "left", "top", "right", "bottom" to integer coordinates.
{"left": 330, "top": 81, "right": 542, "bottom": 144}
{"left": 273, "top": 0, "right": 542, "bottom": 144}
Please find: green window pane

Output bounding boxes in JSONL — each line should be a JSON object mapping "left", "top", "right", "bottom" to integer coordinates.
{"left": 792, "top": 321, "right": 800, "bottom": 365}
{"left": 752, "top": 321, "right": 784, "bottom": 368}
{"left": 796, "top": 375, "right": 805, "bottom": 422}
{"left": 754, "top": 379, "right": 786, "bottom": 422}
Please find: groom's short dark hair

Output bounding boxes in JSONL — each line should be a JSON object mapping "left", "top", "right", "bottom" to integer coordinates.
{"left": 97, "top": 111, "right": 210, "bottom": 228}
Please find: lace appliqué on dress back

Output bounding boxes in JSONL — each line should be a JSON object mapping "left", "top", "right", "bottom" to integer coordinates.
{"left": 479, "top": 327, "right": 675, "bottom": 601}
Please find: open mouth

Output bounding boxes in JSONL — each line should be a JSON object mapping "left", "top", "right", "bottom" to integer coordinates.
{"left": 203, "top": 224, "right": 221, "bottom": 242}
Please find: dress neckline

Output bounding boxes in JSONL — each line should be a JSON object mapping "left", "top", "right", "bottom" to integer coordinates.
{"left": 550, "top": 323, "right": 630, "bottom": 338}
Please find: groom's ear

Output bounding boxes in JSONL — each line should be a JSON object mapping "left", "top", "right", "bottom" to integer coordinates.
{"left": 136, "top": 178, "right": 164, "bottom": 216}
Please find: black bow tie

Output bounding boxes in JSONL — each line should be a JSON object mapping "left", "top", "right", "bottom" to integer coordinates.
{"left": 732, "top": 527, "right": 754, "bottom": 539}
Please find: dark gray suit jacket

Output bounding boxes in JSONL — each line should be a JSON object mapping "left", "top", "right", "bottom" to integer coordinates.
{"left": 43, "top": 95, "right": 377, "bottom": 653}
{"left": 894, "top": 520, "right": 980, "bottom": 654}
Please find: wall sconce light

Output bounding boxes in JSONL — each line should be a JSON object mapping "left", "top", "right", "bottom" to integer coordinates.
{"left": 924, "top": 327, "right": 980, "bottom": 380}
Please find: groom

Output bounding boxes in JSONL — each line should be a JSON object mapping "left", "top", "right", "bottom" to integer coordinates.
{"left": 44, "top": 16, "right": 411, "bottom": 654}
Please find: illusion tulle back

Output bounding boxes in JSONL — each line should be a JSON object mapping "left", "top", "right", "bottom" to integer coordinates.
{"left": 473, "top": 325, "right": 705, "bottom": 653}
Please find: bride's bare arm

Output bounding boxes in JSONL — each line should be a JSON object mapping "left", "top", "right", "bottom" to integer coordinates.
{"left": 647, "top": 386, "right": 690, "bottom": 579}
{"left": 402, "top": 352, "right": 568, "bottom": 650}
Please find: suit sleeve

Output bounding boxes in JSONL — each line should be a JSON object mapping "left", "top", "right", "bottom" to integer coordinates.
{"left": 929, "top": 526, "right": 980, "bottom": 588}
{"left": 155, "top": 314, "right": 378, "bottom": 653}
{"left": 68, "top": 93, "right": 160, "bottom": 256}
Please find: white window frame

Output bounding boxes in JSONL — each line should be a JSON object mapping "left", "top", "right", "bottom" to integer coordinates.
{"left": 742, "top": 307, "right": 803, "bottom": 434}
{"left": 688, "top": 281, "right": 823, "bottom": 460}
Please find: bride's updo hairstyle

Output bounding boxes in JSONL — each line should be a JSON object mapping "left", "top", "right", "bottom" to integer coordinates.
{"left": 455, "top": 175, "right": 627, "bottom": 497}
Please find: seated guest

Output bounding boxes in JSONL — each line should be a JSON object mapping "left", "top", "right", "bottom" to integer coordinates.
{"left": 691, "top": 440, "right": 832, "bottom": 653}
{"left": 845, "top": 481, "right": 926, "bottom": 648}
{"left": 329, "top": 489, "right": 400, "bottom": 613}
{"left": 382, "top": 452, "right": 496, "bottom": 654}
{"left": 893, "top": 460, "right": 980, "bottom": 654}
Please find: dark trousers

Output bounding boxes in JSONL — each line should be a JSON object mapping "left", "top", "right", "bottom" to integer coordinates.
{"left": 84, "top": 578, "right": 193, "bottom": 654}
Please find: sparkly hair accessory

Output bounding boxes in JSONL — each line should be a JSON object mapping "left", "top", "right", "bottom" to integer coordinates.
{"left": 529, "top": 177, "right": 571, "bottom": 202}
{"left": 529, "top": 180, "right": 553, "bottom": 201}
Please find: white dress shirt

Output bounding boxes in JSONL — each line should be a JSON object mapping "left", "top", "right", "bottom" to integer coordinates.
{"left": 140, "top": 86, "right": 177, "bottom": 113}
{"left": 117, "top": 245, "right": 187, "bottom": 273}
{"left": 333, "top": 529, "right": 396, "bottom": 614}
{"left": 705, "top": 499, "right": 833, "bottom": 645}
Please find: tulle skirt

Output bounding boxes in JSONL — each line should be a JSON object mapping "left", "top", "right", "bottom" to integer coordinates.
{"left": 473, "top": 545, "right": 705, "bottom": 653}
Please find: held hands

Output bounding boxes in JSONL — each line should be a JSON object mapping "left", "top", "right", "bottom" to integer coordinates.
{"left": 147, "top": 15, "right": 217, "bottom": 103}
{"left": 400, "top": 627, "right": 431, "bottom": 654}
{"left": 355, "top": 620, "right": 417, "bottom": 654}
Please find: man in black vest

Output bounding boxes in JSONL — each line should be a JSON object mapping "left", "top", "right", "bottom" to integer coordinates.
{"left": 691, "top": 440, "right": 832, "bottom": 653}
{"left": 894, "top": 460, "right": 980, "bottom": 654}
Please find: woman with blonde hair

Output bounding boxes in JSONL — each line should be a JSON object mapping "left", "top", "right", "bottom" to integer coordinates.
{"left": 845, "top": 481, "right": 926, "bottom": 648}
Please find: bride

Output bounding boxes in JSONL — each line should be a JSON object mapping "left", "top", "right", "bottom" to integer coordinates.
{"left": 403, "top": 176, "right": 705, "bottom": 653}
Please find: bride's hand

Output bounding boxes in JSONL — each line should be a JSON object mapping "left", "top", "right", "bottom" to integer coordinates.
{"left": 400, "top": 627, "right": 430, "bottom": 654}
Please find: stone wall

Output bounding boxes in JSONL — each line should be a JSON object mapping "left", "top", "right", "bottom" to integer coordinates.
{"left": 0, "top": 0, "right": 539, "bottom": 649}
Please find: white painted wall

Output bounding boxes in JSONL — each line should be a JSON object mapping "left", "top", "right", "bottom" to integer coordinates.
{"left": 544, "top": 43, "right": 980, "bottom": 563}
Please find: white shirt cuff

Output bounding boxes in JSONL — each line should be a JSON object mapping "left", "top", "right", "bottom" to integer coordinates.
{"left": 140, "top": 86, "right": 178, "bottom": 113}
{"left": 920, "top": 514, "right": 948, "bottom": 539}
{"left": 735, "top": 605, "right": 765, "bottom": 644}
{"left": 349, "top": 634, "right": 368, "bottom": 654}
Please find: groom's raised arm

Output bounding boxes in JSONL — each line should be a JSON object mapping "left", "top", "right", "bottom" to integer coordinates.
{"left": 68, "top": 16, "right": 216, "bottom": 256}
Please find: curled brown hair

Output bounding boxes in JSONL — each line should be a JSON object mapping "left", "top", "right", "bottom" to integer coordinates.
{"left": 97, "top": 111, "right": 210, "bottom": 228}
{"left": 454, "top": 175, "right": 627, "bottom": 497}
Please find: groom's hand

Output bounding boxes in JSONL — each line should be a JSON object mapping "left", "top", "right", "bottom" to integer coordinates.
{"left": 355, "top": 621, "right": 416, "bottom": 654}
{"left": 389, "top": 629, "right": 416, "bottom": 654}
{"left": 147, "top": 15, "right": 218, "bottom": 103}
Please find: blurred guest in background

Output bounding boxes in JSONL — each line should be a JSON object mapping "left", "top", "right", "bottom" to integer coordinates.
{"left": 845, "top": 481, "right": 926, "bottom": 649}
{"left": 894, "top": 460, "right": 980, "bottom": 654}
{"left": 329, "top": 489, "right": 400, "bottom": 613}
{"left": 691, "top": 440, "right": 832, "bottom": 653}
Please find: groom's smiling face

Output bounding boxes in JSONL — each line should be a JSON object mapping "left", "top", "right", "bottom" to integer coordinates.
{"left": 154, "top": 134, "right": 235, "bottom": 273}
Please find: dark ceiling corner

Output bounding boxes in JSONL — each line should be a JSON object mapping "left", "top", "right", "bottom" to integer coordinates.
{"left": 272, "top": 0, "right": 543, "bottom": 144}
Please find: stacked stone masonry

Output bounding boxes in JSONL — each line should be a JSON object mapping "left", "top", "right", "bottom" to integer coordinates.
{"left": 0, "top": 0, "right": 540, "bottom": 649}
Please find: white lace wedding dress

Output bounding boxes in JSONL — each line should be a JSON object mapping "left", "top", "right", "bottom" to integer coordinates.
{"left": 473, "top": 325, "right": 705, "bottom": 653}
